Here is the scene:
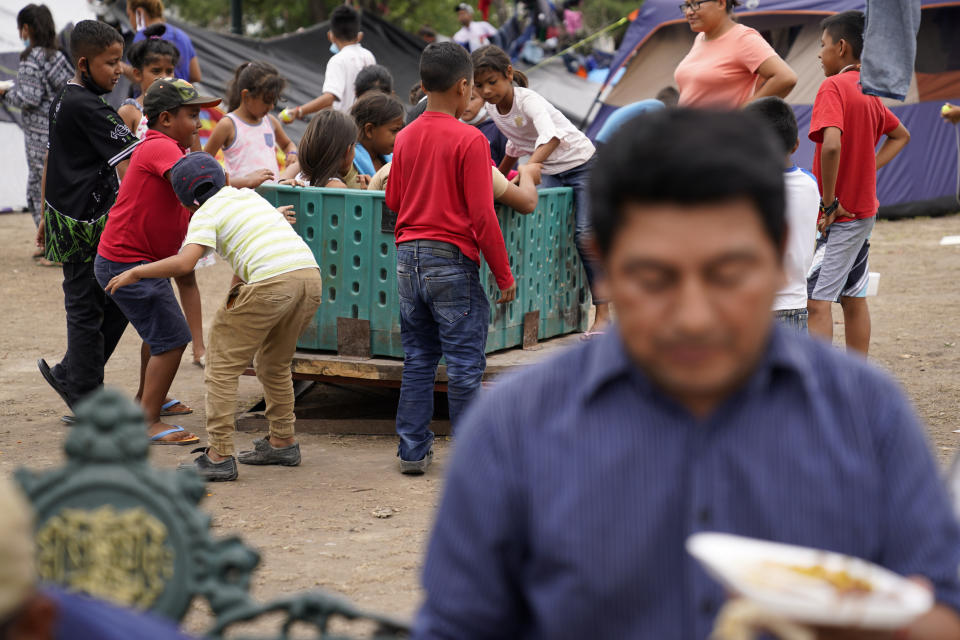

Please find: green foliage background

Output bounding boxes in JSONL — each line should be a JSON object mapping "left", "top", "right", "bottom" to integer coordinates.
{"left": 165, "top": 0, "right": 639, "bottom": 43}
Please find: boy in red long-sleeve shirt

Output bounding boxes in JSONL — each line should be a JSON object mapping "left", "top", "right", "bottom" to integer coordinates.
{"left": 386, "top": 42, "right": 515, "bottom": 474}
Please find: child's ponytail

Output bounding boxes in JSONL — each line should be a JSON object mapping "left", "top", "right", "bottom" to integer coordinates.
{"left": 225, "top": 61, "right": 286, "bottom": 112}
{"left": 126, "top": 23, "right": 180, "bottom": 71}
{"left": 471, "top": 45, "right": 528, "bottom": 87}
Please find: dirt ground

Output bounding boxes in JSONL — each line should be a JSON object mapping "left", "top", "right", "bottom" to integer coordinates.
{"left": 2, "top": 209, "right": 960, "bottom": 634}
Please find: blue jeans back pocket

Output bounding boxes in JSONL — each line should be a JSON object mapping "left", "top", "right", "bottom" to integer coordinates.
{"left": 424, "top": 273, "right": 470, "bottom": 324}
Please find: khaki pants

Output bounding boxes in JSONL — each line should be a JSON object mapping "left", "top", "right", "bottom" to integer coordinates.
{"left": 205, "top": 268, "right": 322, "bottom": 456}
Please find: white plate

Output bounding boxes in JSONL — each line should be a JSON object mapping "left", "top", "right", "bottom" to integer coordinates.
{"left": 687, "top": 532, "right": 933, "bottom": 630}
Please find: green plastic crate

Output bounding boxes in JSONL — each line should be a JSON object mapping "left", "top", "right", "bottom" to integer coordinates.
{"left": 257, "top": 184, "right": 588, "bottom": 357}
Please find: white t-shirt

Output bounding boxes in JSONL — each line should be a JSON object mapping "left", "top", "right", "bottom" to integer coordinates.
{"left": 453, "top": 21, "right": 497, "bottom": 52}
{"left": 322, "top": 43, "right": 376, "bottom": 113}
{"left": 774, "top": 166, "right": 820, "bottom": 311}
{"left": 485, "top": 86, "right": 595, "bottom": 175}
{"left": 184, "top": 186, "right": 319, "bottom": 284}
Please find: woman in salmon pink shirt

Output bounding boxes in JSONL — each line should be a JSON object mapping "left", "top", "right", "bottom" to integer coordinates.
{"left": 674, "top": 0, "right": 797, "bottom": 108}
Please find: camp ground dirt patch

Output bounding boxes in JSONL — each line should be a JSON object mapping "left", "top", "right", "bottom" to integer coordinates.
{"left": 1, "top": 210, "right": 960, "bottom": 632}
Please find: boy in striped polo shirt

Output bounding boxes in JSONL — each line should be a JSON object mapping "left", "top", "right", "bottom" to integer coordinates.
{"left": 105, "top": 153, "right": 322, "bottom": 481}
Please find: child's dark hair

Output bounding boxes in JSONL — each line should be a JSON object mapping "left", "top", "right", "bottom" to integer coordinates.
{"left": 743, "top": 97, "right": 798, "bottom": 156}
{"left": 299, "top": 110, "right": 358, "bottom": 187}
{"left": 127, "top": 23, "right": 179, "bottom": 71}
{"left": 351, "top": 91, "right": 405, "bottom": 135}
{"left": 69, "top": 19, "right": 123, "bottom": 66}
{"left": 420, "top": 42, "right": 472, "bottom": 92}
{"left": 408, "top": 81, "right": 425, "bottom": 105}
{"left": 355, "top": 65, "right": 394, "bottom": 99}
{"left": 590, "top": 108, "right": 785, "bottom": 256}
{"left": 655, "top": 86, "right": 679, "bottom": 107}
{"left": 17, "top": 4, "right": 57, "bottom": 60}
{"left": 471, "top": 45, "right": 528, "bottom": 88}
{"left": 225, "top": 61, "right": 286, "bottom": 112}
{"left": 821, "top": 10, "right": 865, "bottom": 60}
{"left": 330, "top": 5, "right": 361, "bottom": 42}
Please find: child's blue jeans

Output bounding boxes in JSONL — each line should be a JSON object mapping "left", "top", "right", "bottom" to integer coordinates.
{"left": 541, "top": 156, "right": 605, "bottom": 303}
{"left": 395, "top": 240, "right": 490, "bottom": 462}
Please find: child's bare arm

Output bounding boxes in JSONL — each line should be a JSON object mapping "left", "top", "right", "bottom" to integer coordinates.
{"left": 817, "top": 126, "right": 844, "bottom": 231}
{"left": 118, "top": 104, "right": 140, "bottom": 136}
{"left": 174, "top": 271, "right": 204, "bottom": 353}
{"left": 204, "top": 117, "right": 234, "bottom": 158}
{"left": 498, "top": 154, "right": 519, "bottom": 175}
{"left": 270, "top": 115, "right": 298, "bottom": 155}
{"left": 876, "top": 123, "right": 910, "bottom": 170}
{"left": 527, "top": 137, "right": 560, "bottom": 165}
{"left": 297, "top": 93, "right": 336, "bottom": 118}
{"left": 116, "top": 158, "right": 131, "bottom": 181}
{"left": 104, "top": 244, "right": 207, "bottom": 294}
{"left": 496, "top": 163, "right": 542, "bottom": 214}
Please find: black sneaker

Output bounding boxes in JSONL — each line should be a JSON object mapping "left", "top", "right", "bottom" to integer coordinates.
{"left": 237, "top": 438, "right": 301, "bottom": 466}
{"left": 38, "top": 359, "right": 73, "bottom": 409}
{"left": 399, "top": 449, "right": 433, "bottom": 475}
{"left": 178, "top": 447, "right": 238, "bottom": 482}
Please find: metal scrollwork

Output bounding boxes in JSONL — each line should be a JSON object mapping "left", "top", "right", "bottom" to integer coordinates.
{"left": 17, "top": 388, "right": 410, "bottom": 639}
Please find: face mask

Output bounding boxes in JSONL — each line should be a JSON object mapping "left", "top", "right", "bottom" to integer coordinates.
{"left": 21, "top": 37, "right": 30, "bottom": 49}
{"left": 79, "top": 61, "right": 112, "bottom": 96}
{"left": 329, "top": 42, "right": 340, "bottom": 54}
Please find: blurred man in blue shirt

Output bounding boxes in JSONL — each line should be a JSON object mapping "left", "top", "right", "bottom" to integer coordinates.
{"left": 413, "top": 108, "right": 960, "bottom": 639}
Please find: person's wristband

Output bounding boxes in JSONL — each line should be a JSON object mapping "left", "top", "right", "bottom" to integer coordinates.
{"left": 819, "top": 197, "right": 839, "bottom": 216}
{"left": 286, "top": 150, "right": 297, "bottom": 156}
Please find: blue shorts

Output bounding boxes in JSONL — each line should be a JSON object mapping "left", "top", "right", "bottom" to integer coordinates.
{"left": 94, "top": 255, "right": 191, "bottom": 355}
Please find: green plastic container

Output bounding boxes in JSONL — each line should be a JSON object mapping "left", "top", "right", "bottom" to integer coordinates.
{"left": 257, "top": 184, "right": 588, "bottom": 357}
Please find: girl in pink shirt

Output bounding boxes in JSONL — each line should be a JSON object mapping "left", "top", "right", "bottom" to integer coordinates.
{"left": 674, "top": 0, "right": 797, "bottom": 108}
{"left": 204, "top": 61, "right": 297, "bottom": 188}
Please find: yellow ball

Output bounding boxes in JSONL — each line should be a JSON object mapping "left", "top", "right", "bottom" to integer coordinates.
{"left": 280, "top": 108, "right": 295, "bottom": 124}
{"left": 944, "top": 103, "right": 953, "bottom": 116}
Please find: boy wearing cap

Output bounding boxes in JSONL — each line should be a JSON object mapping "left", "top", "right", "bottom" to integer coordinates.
{"left": 94, "top": 78, "right": 220, "bottom": 446}
{"left": 105, "top": 153, "right": 322, "bottom": 482}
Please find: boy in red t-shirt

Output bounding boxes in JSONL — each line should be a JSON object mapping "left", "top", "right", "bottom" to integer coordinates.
{"left": 386, "top": 42, "right": 515, "bottom": 474}
{"left": 94, "top": 78, "right": 220, "bottom": 446}
{"left": 806, "top": 11, "right": 909, "bottom": 355}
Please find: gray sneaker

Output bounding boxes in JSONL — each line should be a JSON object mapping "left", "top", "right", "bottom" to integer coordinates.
{"left": 178, "top": 448, "right": 238, "bottom": 482}
{"left": 237, "top": 438, "right": 301, "bottom": 466}
{"left": 399, "top": 449, "right": 433, "bottom": 475}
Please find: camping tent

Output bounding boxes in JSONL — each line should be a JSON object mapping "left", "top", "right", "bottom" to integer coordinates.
{"left": 585, "top": 0, "right": 960, "bottom": 217}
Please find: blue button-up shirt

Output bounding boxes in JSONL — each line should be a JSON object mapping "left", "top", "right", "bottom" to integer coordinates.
{"left": 414, "top": 326, "right": 960, "bottom": 639}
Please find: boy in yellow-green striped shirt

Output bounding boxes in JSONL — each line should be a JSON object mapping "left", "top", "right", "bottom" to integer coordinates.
{"left": 106, "top": 153, "right": 322, "bottom": 482}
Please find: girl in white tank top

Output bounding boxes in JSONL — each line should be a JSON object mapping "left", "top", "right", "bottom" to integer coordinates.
{"left": 204, "top": 61, "right": 297, "bottom": 189}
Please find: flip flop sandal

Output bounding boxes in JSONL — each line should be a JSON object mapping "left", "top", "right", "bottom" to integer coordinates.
{"left": 61, "top": 415, "right": 76, "bottom": 425}
{"left": 150, "top": 425, "right": 200, "bottom": 446}
{"left": 160, "top": 399, "right": 193, "bottom": 417}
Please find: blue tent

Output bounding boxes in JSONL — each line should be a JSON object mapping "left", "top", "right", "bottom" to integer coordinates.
{"left": 586, "top": 0, "right": 960, "bottom": 216}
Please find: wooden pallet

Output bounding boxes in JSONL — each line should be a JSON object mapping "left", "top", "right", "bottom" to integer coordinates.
{"left": 238, "top": 333, "right": 583, "bottom": 435}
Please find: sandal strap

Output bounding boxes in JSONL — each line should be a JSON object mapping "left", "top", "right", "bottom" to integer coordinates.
{"left": 161, "top": 399, "right": 182, "bottom": 411}
{"left": 150, "top": 426, "right": 186, "bottom": 440}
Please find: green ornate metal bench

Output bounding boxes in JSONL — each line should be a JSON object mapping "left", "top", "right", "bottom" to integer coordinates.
{"left": 15, "top": 388, "right": 410, "bottom": 639}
